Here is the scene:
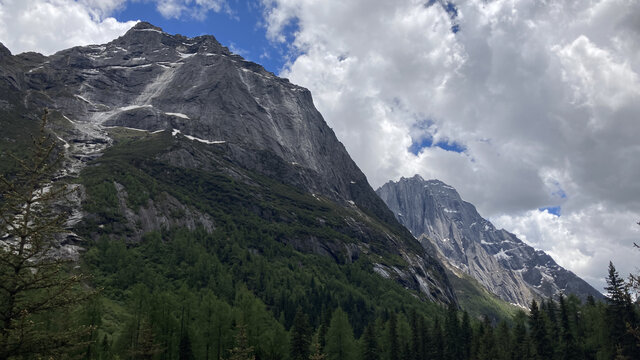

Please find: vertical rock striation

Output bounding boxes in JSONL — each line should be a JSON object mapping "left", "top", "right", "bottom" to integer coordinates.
{"left": 0, "top": 23, "right": 457, "bottom": 305}
{"left": 377, "top": 175, "right": 603, "bottom": 306}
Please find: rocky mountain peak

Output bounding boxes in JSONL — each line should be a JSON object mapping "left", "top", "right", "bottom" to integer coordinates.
{"left": 108, "top": 22, "right": 226, "bottom": 59}
{"left": 0, "top": 42, "right": 11, "bottom": 58}
{"left": 377, "top": 175, "right": 603, "bottom": 306}
{"left": 0, "top": 24, "right": 458, "bottom": 305}
{"left": 132, "top": 21, "right": 163, "bottom": 31}
{"left": 400, "top": 176, "right": 463, "bottom": 201}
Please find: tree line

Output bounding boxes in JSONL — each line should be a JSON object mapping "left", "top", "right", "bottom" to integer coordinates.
{"left": 1, "top": 112, "right": 639, "bottom": 359}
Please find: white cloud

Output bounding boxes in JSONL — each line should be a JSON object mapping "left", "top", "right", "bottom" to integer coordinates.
{"left": 79, "top": 0, "right": 128, "bottom": 18}
{"left": 0, "top": 0, "right": 136, "bottom": 55}
{"left": 155, "top": 0, "right": 230, "bottom": 20}
{"left": 0, "top": 0, "right": 235, "bottom": 56}
{"left": 493, "top": 208, "right": 640, "bottom": 292}
{"left": 262, "top": 0, "right": 640, "bottom": 291}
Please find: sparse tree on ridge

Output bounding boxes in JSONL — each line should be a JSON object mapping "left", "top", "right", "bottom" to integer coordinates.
{"left": 0, "top": 110, "right": 92, "bottom": 358}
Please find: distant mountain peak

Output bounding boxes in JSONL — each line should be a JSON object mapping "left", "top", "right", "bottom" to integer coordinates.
{"left": 132, "top": 21, "right": 163, "bottom": 31}
{"left": 0, "top": 42, "right": 11, "bottom": 57}
{"left": 377, "top": 175, "right": 603, "bottom": 306}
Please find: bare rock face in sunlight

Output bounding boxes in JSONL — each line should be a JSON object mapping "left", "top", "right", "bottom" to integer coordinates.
{"left": 0, "top": 22, "right": 457, "bottom": 305}
{"left": 377, "top": 175, "right": 604, "bottom": 306}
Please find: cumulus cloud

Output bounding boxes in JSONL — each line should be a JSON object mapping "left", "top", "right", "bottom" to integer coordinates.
{"left": 155, "top": 0, "right": 230, "bottom": 20}
{"left": 0, "top": 0, "right": 233, "bottom": 55}
{"left": 493, "top": 207, "right": 640, "bottom": 291}
{"left": 0, "top": 0, "right": 136, "bottom": 55}
{"left": 261, "top": 0, "right": 640, "bottom": 290}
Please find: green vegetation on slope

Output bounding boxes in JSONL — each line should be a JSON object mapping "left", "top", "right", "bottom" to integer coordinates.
{"left": 447, "top": 269, "right": 521, "bottom": 322}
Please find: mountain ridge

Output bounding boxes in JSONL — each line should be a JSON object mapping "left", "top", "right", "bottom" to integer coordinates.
{"left": 0, "top": 22, "right": 457, "bottom": 305}
{"left": 376, "top": 174, "right": 604, "bottom": 306}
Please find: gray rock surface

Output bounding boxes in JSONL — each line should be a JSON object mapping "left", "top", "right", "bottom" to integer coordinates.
{"left": 376, "top": 175, "right": 604, "bottom": 306}
{"left": 16, "top": 22, "right": 368, "bottom": 204}
{"left": 0, "top": 22, "right": 457, "bottom": 304}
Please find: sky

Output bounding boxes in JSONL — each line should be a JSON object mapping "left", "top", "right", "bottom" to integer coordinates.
{"left": 1, "top": 0, "right": 639, "bottom": 293}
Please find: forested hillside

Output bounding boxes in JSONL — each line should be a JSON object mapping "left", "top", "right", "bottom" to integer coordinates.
{"left": 1, "top": 21, "right": 639, "bottom": 360}
{"left": 1, "top": 114, "right": 638, "bottom": 360}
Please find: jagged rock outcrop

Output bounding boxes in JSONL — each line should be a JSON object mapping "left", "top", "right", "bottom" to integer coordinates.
{"left": 376, "top": 175, "right": 604, "bottom": 306}
{"left": 18, "top": 22, "right": 369, "bottom": 204}
{"left": 0, "top": 23, "right": 456, "bottom": 304}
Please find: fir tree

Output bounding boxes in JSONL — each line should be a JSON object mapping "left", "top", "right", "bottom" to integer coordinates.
{"left": 385, "top": 312, "right": 400, "bottom": 360}
{"left": 475, "top": 316, "right": 496, "bottom": 360}
{"left": 529, "top": 300, "right": 552, "bottom": 360}
{"left": 360, "top": 322, "right": 378, "bottom": 360}
{"left": 179, "top": 331, "right": 195, "bottom": 360}
{"left": 558, "top": 294, "right": 580, "bottom": 360}
{"left": 409, "top": 311, "right": 423, "bottom": 360}
{"left": 309, "top": 340, "right": 327, "bottom": 360}
{"left": 495, "top": 320, "right": 511, "bottom": 360}
{"left": 318, "top": 307, "right": 331, "bottom": 350}
{"left": 605, "top": 262, "right": 637, "bottom": 358}
{"left": 429, "top": 317, "right": 443, "bottom": 360}
{"left": 460, "top": 311, "right": 472, "bottom": 360}
{"left": 444, "top": 303, "right": 460, "bottom": 360}
{"left": 0, "top": 110, "right": 92, "bottom": 358}
{"left": 512, "top": 311, "right": 530, "bottom": 360}
{"left": 325, "top": 308, "right": 356, "bottom": 360}
{"left": 290, "top": 307, "right": 312, "bottom": 360}
{"left": 227, "top": 324, "right": 255, "bottom": 360}
{"left": 127, "top": 318, "right": 164, "bottom": 360}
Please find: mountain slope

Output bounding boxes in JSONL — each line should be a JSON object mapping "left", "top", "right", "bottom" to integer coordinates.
{"left": 0, "top": 23, "right": 456, "bottom": 305}
{"left": 376, "top": 175, "right": 604, "bottom": 306}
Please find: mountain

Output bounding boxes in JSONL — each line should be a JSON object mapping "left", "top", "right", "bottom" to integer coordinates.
{"left": 0, "top": 22, "right": 456, "bottom": 309}
{"left": 376, "top": 175, "right": 604, "bottom": 307}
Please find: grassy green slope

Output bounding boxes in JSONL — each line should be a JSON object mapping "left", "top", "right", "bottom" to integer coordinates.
{"left": 446, "top": 269, "right": 521, "bottom": 322}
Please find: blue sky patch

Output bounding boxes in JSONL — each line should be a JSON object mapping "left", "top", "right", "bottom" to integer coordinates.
{"left": 409, "top": 136, "right": 466, "bottom": 155}
{"left": 436, "top": 139, "right": 466, "bottom": 152}
{"left": 553, "top": 188, "right": 567, "bottom": 199}
{"left": 444, "top": 2, "right": 459, "bottom": 18}
{"left": 113, "top": 1, "right": 289, "bottom": 73}
{"left": 539, "top": 206, "right": 561, "bottom": 216}
{"left": 409, "top": 137, "right": 434, "bottom": 155}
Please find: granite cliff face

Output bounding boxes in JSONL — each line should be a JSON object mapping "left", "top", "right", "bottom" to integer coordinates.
{"left": 18, "top": 22, "right": 366, "bottom": 202}
{"left": 376, "top": 175, "right": 603, "bottom": 306}
{"left": 0, "top": 23, "right": 456, "bottom": 304}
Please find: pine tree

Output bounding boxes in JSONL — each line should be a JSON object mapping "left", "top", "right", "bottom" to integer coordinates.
{"left": 325, "top": 308, "right": 356, "bottom": 360}
{"left": 318, "top": 307, "right": 331, "bottom": 350}
{"left": 604, "top": 262, "right": 637, "bottom": 358}
{"left": 360, "top": 322, "right": 378, "bottom": 360}
{"left": 543, "top": 297, "right": 560, "bottom": 349}
{"left": 179, "top": 331, "right": 195, "bottom": 360}
{"left": 529, "top": 300, "right": 552, "bottom": 360}
{"left": 475, "top": 316, "right": 496, "bottom": 360}
{"left": 127, "top": 318, "right": 164, "bottom": 360}
{"left": 429, "top": 317, "right": 443, "bottom": 360}
{"left": 228, "top": 324, "right": 255, "bottom": 360}
{"left": 495, "top": 320, "right": 511, "bottom": 360}
{"left": 309, "top": 340, "right": 327, "bottom": 360}
{"left": 409, "top": 311, "right": 422, "bottom": 360}
{"left": 385, "top": 312, "right": 400, "bottom": 360}
{"left": 558, "top": 294, "right": 580, "bottom": 360}
{"left": 512, "top": 311, "right": 530, "bottom": 360}
{"left": 460, "top": 311, "right": 472, "bottom": 360}
{"left": 444, "top": 303, "right": 460, "bottom": 360}
{"left": 101, "top": 333, "right": 112, "bottom": 359}
{"left": 290, "top": 307, "right": 312, "bottom": 360}
{"left": 0, "top": 110, "right": 92, "bottom": 358}
{"left": 629, "top": 238, "right": 640, "bottom": 348}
